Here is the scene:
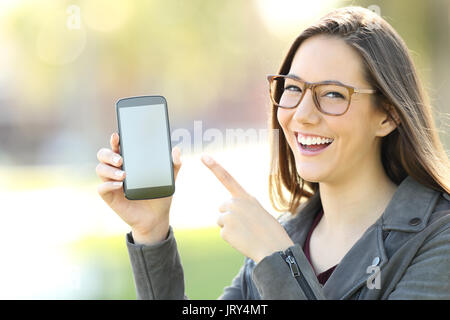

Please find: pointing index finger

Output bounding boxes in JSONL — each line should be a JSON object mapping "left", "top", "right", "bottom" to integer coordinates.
{"left": 201, "top": 154, "right": 249, "bottom": 198}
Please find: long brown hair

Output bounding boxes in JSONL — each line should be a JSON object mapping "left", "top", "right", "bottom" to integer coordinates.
{"left": 268, "top": 6, "right": 450, "bottom": 214}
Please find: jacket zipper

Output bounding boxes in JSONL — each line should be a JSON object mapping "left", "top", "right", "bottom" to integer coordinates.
{"left": 280, "top": 248, "right": 317, "bottom": 300}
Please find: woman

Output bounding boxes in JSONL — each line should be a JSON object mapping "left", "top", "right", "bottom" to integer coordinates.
{"left": 95, "top": 6, "right": 450, "bottom": 299}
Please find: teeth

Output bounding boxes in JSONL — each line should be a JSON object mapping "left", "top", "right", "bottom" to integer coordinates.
{"left": 297, "top": 134, "right": 333, "bottom": 145}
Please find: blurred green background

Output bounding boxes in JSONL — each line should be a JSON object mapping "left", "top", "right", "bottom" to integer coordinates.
{"left": 0, "top": 0, "right": 448, "bottom": 299}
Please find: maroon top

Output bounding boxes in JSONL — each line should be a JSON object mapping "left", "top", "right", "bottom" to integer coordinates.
{"left": 303, "top": 210, "right": 337, "bottom": 285}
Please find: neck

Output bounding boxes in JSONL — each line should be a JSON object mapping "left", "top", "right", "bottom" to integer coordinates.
{"left": 318, "top": 159, "right": 398, "bottom": 238}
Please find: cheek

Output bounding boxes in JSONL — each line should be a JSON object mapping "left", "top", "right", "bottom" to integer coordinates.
{"left": 276, "top": 108, "right": 292, "bottom": 132}
{"left": 276, "top": 108, "right": 296, "bottom": 147}
{"left": 333, "top": 113, "right": 375, "bottom": 159}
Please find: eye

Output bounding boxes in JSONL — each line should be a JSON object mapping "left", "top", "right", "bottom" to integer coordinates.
{"left": 284, "top": 85, "right": 302, "bottom": 92}
{"left": 324, "top": 91, "right": 345, "bottom": 99}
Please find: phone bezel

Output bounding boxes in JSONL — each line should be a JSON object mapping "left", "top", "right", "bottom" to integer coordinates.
{"left": 116, "top": 95, "right": 175, "bottom": 200}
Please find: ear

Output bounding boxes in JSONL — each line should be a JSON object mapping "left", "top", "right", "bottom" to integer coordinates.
{"left": 375, "top": 103, "right": 400, "bottom": 137}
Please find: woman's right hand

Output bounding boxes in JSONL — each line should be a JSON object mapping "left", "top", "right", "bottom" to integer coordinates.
{"left": 96, "top": 132, "right": 182, "bottom": 245}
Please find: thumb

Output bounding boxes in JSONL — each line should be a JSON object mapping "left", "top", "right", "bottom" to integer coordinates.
{"left": 172, "top": 146, "right": 182, "bottom": 181}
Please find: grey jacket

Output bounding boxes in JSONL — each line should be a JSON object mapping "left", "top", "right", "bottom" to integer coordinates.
{"left": 125, "top": 175, "right": 450, "bottom": 299}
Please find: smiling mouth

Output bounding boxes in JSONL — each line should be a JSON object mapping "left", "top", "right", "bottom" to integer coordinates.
{"left": 294, "top": 132, "right": 334, "bottom": 153}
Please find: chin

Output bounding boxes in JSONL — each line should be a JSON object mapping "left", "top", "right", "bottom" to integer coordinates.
{"left": 295, "top": 161, "right": 327, "bottom": 183}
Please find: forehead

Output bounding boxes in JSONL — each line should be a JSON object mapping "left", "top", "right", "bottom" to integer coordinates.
{"left": 289, "top": 35, "right": 367, "bottom": 86}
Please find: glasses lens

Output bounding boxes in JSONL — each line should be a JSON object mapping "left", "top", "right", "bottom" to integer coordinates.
{"left": 271, "top": 76, "right": 305, "bottom": 108}
{"left": 315, "top": 84, "right": 350, "bottom": 115}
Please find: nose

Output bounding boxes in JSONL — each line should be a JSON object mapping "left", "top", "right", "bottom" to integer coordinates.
{"left": 292, "top": 88, "right": 320, "bottom": 124}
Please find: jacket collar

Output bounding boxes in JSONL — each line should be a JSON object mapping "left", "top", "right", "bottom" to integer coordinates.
{"left": 284, "top": 175, "right": 440, "bottom": 237}
{"left": 325, "top": 176, "right": 441, "bottom": 299}
{"left": 380, "top": 175, "right": 440, "bottom": 232}
{"left": 283, "top": 190, "right": 322, "bottom": 247}
{"left": 283, "top": 175, "right": 441, "bottom": 299}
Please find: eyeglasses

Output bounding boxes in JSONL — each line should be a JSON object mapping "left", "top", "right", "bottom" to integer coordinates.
{"left": 267, "top": 74, "right": 377, "bottom": 116}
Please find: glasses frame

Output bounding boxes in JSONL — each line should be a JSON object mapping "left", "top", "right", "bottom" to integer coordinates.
{"left": 267, "top": 74, "right": 377, "bottom": 116}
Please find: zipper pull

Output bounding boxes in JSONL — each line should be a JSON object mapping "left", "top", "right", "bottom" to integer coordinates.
{"left": 280, "top": 249, "right": 300, "bottom": 277}
{"left": 280, "top": 248, "right": 318, "bottom": 300}
{"left": 286, "top": 255, "right": 300, "bottom": 277}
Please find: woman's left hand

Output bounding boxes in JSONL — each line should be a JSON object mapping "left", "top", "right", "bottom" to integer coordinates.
{"left": 201, "top": 154, "right": 294, "bottom": 263}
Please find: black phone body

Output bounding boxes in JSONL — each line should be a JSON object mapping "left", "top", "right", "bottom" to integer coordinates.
{"left": 116, "top": 96, "right": 175, "bottom": 200}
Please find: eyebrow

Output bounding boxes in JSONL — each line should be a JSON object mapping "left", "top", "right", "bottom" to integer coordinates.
{"left": 286, "top": 73, "right": 348, "bottom": 87}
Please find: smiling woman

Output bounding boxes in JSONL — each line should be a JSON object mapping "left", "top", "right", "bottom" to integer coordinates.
{"left": 269, "top": 8, "right": 450, "bottom": 215}
{"left": 264, "top": 6, "right": 450, "bottom": 297}
{"left": 96, "top": 5, "right": 450, "bottom": 300}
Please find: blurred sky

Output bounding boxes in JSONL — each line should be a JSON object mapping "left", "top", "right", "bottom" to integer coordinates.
{"left": 0, "top": 0, "right": 449, "bottom": 299}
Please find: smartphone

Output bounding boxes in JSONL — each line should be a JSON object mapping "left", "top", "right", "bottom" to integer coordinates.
{"left": 116, "top": 95, "right": 175, "bottom": 200}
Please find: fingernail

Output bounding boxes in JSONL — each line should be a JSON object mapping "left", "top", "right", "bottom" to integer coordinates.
{"left": 115, "top": 170, "right": 124, "bottom": 177}
{"left": 173, "top": 147, "right": 181, "bottom": 164}
{"left": 202, "top": 155, "right": 214, "bottom": 165}
{"left": 113, "top": 156, "right": 121, "bottom": 164}
{"left": 113, "top": 181, "right": 123, "bottom": 187}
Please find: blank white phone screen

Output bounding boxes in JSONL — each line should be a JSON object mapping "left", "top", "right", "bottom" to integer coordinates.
{"left": 119, "top": 104, "right": 172, "bottom": 189}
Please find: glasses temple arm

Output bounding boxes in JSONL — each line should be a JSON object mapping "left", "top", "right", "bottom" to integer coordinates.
{"left": 354, "top": 88, "right": 377, "bottom": 94}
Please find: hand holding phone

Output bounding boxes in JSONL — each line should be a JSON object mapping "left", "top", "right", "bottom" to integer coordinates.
{"left": 95, "top": 96, "right": 182, "bottom": 245}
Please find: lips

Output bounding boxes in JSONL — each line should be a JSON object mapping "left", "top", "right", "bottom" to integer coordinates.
{"left": 293, "top": 131, "right": 334, "bottom": 156}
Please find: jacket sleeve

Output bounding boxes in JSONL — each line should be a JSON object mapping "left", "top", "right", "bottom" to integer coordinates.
{"left": 251, "top": 243, "right": 326, "bottom": 300}
{"left": 126, "top": 226, "right": 246, "bottom": 300}
{"left": 126, "top": 226, "right": 187, "bottom": 299}
{"left": 218, "top": 264, "right": 246, "bottom": 300}
{"left": 387, "top": 226, "right": 450, "bottom": 299}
